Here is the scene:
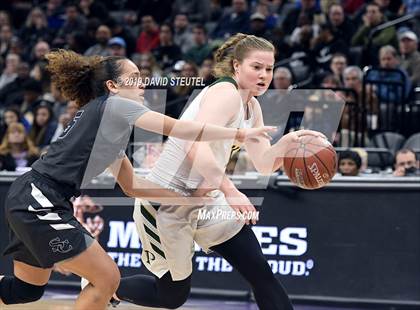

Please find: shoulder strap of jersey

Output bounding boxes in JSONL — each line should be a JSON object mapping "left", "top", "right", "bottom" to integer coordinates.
{"left": 209, "top": 76, "right": 238, "bottom": 89}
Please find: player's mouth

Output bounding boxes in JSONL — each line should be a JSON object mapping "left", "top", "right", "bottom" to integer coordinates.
{"left": 257, "top": 82, "right": 266, "bottom": 88}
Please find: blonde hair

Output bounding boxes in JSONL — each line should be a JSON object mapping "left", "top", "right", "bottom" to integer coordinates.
{"left": 0, "top": 123, "right": 39, "bottom": 156}
{"left": 213, "top": 33, "right": 275, "bottom": 78}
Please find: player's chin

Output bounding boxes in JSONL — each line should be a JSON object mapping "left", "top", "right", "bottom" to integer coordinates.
{"left": 254, "top": 87, "right": 268, "bottom": 96}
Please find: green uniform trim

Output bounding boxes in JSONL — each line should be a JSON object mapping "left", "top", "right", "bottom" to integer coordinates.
{"left": 209, "top": 76, "right": 238, "bottom": 89}
{"left": 141, "top": 205, "right": 157, "bottom": 228}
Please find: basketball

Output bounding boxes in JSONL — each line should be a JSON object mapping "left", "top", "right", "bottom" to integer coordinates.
{"left": 283, "top": 134, "right": 337, "bottom": 189}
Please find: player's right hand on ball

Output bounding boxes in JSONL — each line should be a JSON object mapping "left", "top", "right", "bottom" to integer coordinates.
{"left": 225, "top": 189, "right": 258, "bottom": 225}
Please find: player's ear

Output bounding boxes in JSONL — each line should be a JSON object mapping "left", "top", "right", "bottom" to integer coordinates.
{"left": 105, "top": 79, "right": 119, "bottom": 94}
{"left": 233, "top": 59, "right": 240, "bottom": 73}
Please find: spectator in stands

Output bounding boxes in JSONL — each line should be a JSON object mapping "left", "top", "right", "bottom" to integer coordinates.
{"left": 43, "top": 0, "right": 65, "bottom": 32}
{"left": 326, "top": 3, "right": 355, "bottom": 45}
{"left": 49, "top": 82, "right": 67, "bottom": 117}
{"left": 212, "top": 0, "right": 250, "bottom": 39}
{"left": 393, "top": 148, "right": 419, "bottom": 176}
{"left": 67, "top": 30, "right": 91, "bottom": 54}
{"left": 173, "top": 13, "right": 194, "bottom": 54}
{"left": 273, "top": 67, "right": 292, "bottom": 90}
{"left": 400, "top": 0, "right": 420, "bottom": 14}
{"left": 289, "top": 12, "right": 319, "bottom": 50}
{"left": 20, "top": 79, "right": 43, "bottom": 121}
{"left": 28, "top": 102, "right": 57, "bottom": 150}
{"left": 338, "top": 149, "right": 362, "bottom": 176}
{"left": 329, "top": 53, "right": 348, "bottom": 86}
{"left": 8, "top": 36, "right": 23, "bottom": 57}
{"left": 84, "top": 25, "right": 111, "bottom": 56}
{"left": 136, "top": 15, "right": 160, "bottom": 54}
{"left": 30, "top": 41, "right": 50, "bottom": 66}
{"left": 340, "top": 66, "right": 378, "bottom": 146}
{"left": 51, "top": 100, "right": 78, "bottom": 142}
{"left": 282, "top": 0, "right": 320, "bottom": 35}
{"left": 399, "top": 29, "right": 420, "bottom": 87}
{"left": 312, "top": 23, "right": 349, "bottom": 72}
{"left": 366, "top": 45, "right": 411, "bottom": 103}
{"left": 107, "top": 37, "right": 127, "bottom": 57}
{"left": 132, "top": 52, "right": 162, "bottom": 78}
{"left": 53, "top": 4, "right": 87, "bottom": 47}
{"left": 73, "top": 195, "right": 104, "bottom": 238}
{"left": 122, "top": 11, "right": 140, "bottom": 38}
{"left": 172, "top": 0, "right": 210, "bottom": 23}
{"left": 249, "top": 12, "right": 270, "bottom": 39}
{"left": 78, "top": 0, "right": 109, "bottom": 22}
{"left": 0, "top": 62, "right": 30, "bottom": 108}
{"left": 30, "top": 59, "right": 50, "bottom": 94}
{"left": 351, "top": 3, "right": 397, "bottom": 66}
{"left": 0, "top": 122, "right": 39, "bottom": 171}
{"left": 343, "top": 0, "right": 365, "bottom": 15}
{"left": 321, "top": 74, "right": 341, "bottom": 88}
{"left": 286, "top": 23, "right": 315, "bottom": 78}
{"left": 0, "top": 53, "right": 19, "bottom": 90}
{"left": 108, "top": 17, "right": 136, "bottom": 57}
{"left": 173, "top": 61, "right": 198, "bottom": 97}
{"left": 253, "top": 1, "right": 279, "bottom": 30}
{"left": 0, "top": 10, "right": 11, "bottom": 28}
{"left": 152, "top": 23, "right": 182, "bottom": 71}
{"left": 0, "top": 24, "right": 13, "bottom": 59}
{"left": 0, "top": 107, "right": 29, "bottom": 141}
{"left": 198, "top": 58, "right": 215, "bottom": 86}
{"left": 19, "top": 7, "right": 54, "bottom": 58}
{"left": 185, "top": 24, "right": 213, "bottom": 66}
{"left": 353, "top": 0, "right": 397, "bottom": 26}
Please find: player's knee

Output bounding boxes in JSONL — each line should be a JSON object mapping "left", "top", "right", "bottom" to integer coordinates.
{"left": 0, "top": 276, "right": 46, "bottom": 304}
{"left": 161, "top": 287, "right": 190, "bottom": 309}
{"left": 162, "top": 294, "right": 189, "bottom": 309}
{"left": 97, "top": 264, "right": 120, "bottom": 296}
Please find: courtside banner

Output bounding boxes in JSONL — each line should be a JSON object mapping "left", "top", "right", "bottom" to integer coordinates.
{"left": 1, "top": 176, "right": 419, "bottom": 304}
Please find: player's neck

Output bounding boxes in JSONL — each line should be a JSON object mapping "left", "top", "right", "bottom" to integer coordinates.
{"left": 232, "top": 76, "right": 253, "bottom": 103}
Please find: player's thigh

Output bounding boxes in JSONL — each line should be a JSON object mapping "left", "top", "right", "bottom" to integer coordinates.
{"left": 13, "top": 260, "right": 52, "bottom": 286}
{"left": 58, "top": 240, "right": 120, "bottom": 292}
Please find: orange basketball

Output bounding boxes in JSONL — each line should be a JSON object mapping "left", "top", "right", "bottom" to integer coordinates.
{"left": 283, "top": 135, "right": 337, "bottom": 189}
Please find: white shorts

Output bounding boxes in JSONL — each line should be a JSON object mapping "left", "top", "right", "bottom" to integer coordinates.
{"left": 133, "top": 190, "right": 244, "bottom": 281}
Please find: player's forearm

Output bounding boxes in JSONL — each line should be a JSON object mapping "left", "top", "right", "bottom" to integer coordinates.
{"left": 252, "top": 143, "right": 285, "bottom": 175}
{"left": 164, "top": 119, "right": 244, "bottom": 142}
{"left": 126, "top": 177, "right": 178, "bottom": 202}
{"left": 187, "top": 142, "right": 238, "bottom": 195}
{"left": 109, "top": 156, "right": 192, "bottom": 205}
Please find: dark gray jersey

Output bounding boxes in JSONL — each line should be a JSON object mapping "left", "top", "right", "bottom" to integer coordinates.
{"left": 32, "top": 95, "right": 150, "bottom": 194}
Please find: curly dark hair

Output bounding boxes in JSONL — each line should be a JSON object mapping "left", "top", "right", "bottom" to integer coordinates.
{"left": 45, "top": 49, "right": 126, "bottom": 107}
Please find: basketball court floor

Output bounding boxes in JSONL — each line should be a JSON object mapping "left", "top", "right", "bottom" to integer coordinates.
{"left": 0, "top": 289, "right": 377, "bottom": 310}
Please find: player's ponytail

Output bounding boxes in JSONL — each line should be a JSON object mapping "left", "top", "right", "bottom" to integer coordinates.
{"left": 46, "top": 50, "right": 125, "bottom": 107}
{"left": 213, "top": 33, "right": 275, "bottom": 78}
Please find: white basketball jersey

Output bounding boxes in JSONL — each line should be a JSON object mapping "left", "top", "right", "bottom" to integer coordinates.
{"left": 146, "top": 80, "right": 255, "bottom": 193}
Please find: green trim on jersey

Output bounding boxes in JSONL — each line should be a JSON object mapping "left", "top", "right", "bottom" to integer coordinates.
{"left": 209, "top": 76, "right": 238, "bottom": 89}
{"left": 144, "top": 225, "right": 161, "bottom": 243}
{"left": 151, "top": 243, "right": 166, "bottom": 259}
{"left": 141, "top": 205, "right": 157, "bottom": 228}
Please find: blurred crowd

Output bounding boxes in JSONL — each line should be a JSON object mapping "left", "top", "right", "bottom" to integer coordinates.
{"left": 0, "top": 0, "right": 419, "bottom": 176}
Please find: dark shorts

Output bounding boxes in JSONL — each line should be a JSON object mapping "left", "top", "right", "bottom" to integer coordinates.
{"left": 2, "top": 170, "right": 94, "bottom": 269}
